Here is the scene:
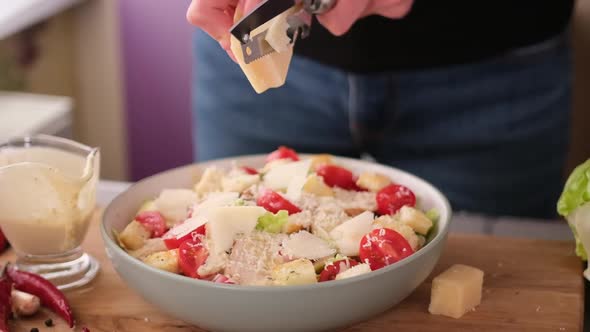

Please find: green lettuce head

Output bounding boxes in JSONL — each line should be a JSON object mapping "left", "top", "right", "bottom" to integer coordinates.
{"left": 557, "top": 159, "right": 590, "bottom": 261}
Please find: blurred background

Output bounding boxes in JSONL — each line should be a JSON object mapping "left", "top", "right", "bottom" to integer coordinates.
{"left": 1, "top": 0, "right": 589, "bottom": 183}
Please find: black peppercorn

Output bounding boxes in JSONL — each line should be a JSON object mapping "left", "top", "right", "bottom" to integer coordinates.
{"left": 45, "top": 318, "right": 54, "bottom": 327}
{"left": 30, "top": 328, "right": 39, "bottom": 332}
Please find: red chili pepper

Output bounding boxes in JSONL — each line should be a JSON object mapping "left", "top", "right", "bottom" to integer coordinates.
{"left": 0, "top": 267, "right": 12, "bottom": 332}
{"left": 6, "top": 265, "right": 74, "bottom": 328}
{"left": 82, "top": 328, "right": 90, "bottom": 332}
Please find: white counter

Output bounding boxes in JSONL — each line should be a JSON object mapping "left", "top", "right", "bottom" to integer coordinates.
{"left": 0, "top": 0, "right": 84, "bottom": 40}
{"left": 0, "top": 92, "right": 72, "bottom": 142}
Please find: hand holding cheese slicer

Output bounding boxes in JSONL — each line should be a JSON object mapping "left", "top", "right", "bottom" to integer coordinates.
{"left": 230, "top": 0, "right": 337, "bottom": 64}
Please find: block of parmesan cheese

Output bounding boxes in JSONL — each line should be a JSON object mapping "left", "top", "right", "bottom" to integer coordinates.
{"left": 428, "top": 264, "right": 484, "bottom": 319}
{"left": 229, "top": 6, "right": 297, "bottom": 94}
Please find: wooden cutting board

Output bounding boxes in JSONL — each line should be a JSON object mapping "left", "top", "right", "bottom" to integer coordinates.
{"left": 1, "top": 210, "right": 584, "bottom": 332}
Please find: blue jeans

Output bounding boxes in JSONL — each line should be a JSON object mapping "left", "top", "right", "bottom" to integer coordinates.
{"left": 191, "top": 29, "right": 572, "bottom": 219}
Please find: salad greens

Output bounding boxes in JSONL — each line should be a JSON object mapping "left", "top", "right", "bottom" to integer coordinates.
{"left": 256, "top": 210, "right": 289, "bottom": 233}
{"left": 426, "top": 208, "right": 439, "bottom": 223}
{"left": 557, "top": 159, "right": 590, "bottom": 217}
{"left": 425, "top": 208, "right": 439, "bottom": 240}
{"left": 557, "top": 159, "right": 590, "bottom": 263}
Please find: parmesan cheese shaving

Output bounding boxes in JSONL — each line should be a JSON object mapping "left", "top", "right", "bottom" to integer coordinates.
{"left": 198, "top": 238, "right": 229, "bottom": 276}
{"left": 281, "top": 230, "right": 335, "bottom": 260}
{"left": 263, "top": 159, "right": 312, "bottom": 191}
{"left": 194, "top": 167, "right": 224, "bottom": 197}
{"left": 166, "top": 215, "right": 208, "bottom": 239}
{"left": 329, "top": 211, "right": 374, "bottom": 256}
{"left": 221, "top": 174, "right": 260, "bottom": 193}
{"left": 206, "top": 206, "right": 267, "bottom": 254}
{"left": 153, "top": 189, "right": 197, "bottom": 225}
{"left": 192, "top": 192, "right": 239, "bottom": 217}
{"left": 335, "top": 263, "right": 372, "bottom": 280}
{"left": 285, "top": 174, "right": 307, "bottom": 202}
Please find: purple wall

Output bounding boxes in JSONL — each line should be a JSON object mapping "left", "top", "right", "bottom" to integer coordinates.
{"left": 118, "top": 0, "right": 195, "bottom": 181}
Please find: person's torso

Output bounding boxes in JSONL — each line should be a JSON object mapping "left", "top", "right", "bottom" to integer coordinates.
{"left": 293, "top": 0, "right": 575, "bottom": 73}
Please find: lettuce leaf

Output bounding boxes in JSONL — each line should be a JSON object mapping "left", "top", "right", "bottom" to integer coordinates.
{"left": 256, "top": 210, "right": 289, "bottom": 233}
{"left": 567, "top": 203, "right": 590, "bottom": 265}
{"left": 570, "top": 223, "right": 587, "bottom": 261}
{"left": 426, "top": 208, "right": 439, "bottom": 223}
{"left": 557, "top": 159, "right": 590, "bottom": 217}
{"left": 138, "top": 199, "right": 157, "bottom": 213}
{"left": 557, "top": 159, "right": 590, "bottom": 262}
{"left": 425, "top": 208, "right": 439, "bottom": 240}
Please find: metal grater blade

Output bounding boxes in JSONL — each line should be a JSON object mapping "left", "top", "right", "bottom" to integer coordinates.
{"left": 241, "top": 30, "right": 277, "bottom": 64}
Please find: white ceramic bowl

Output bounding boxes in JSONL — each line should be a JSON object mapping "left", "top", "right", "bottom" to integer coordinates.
{"left": 101, "top": 155, "right": 452, "bottom": 332}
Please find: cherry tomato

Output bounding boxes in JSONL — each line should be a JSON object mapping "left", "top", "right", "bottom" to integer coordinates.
{"left": 266, "top": 146, "right": 299, "bottom": 163}
{"left": 376, "top": 184, "right": 416, "bottom": 215}
{"left": 256, "top": 189, "right": 301, "bottom": 215}
{"left": 316, "top": 164, "right": 363, "bottom": 191}
{"left": 178, "top": 238, "right": 209, "bottom": 279}
{"left": 359, "top": 228, "right": 414, "bottom": 271}
{"left": 212, "top": 274, "right": 235, "bottom": 284}
{"left": 162, "top": 224, "right": 206, "bottom": 250}
{"left": 135, "top": 211, "right": 168, "bottom": 238}
{"left": 241, "top": 166, "right": 259, "bottom": 175}
{"left": 318, "top": 258, "right": 359, "bottom": 282}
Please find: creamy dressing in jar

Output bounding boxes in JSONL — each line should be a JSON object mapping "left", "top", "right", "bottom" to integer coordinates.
{"left": 0, "top": 146, "right": 99, "bottom": 255}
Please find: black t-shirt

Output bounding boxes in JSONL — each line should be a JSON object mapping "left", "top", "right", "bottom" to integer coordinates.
{"left": 294, "top": 0, "right": 575, "bottom": 73}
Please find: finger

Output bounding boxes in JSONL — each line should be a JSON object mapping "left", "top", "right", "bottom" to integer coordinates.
{"left": 219, "top": 35, "right": 238, "bottom": 63}
{"left": 317, "top": 1, "right": 371, "bottom": 36}
{"left": 243, "top": 0, "right": 264, "bottom": 16}
{"left": 364, "top": 0, "right": 414, "bottom": 19}
{"left": 187, "top": 0, "right": 237, "bottom": 41}
{"left": 224, "top": 5, "right": 236, "bottom": 21}
{"left": 226, "top": 49, "right": 238, "bottom": 63}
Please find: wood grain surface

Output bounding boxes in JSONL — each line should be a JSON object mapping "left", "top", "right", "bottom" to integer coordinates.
{"left": 1, "top": 211, "right": 584, "bottom": 332}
